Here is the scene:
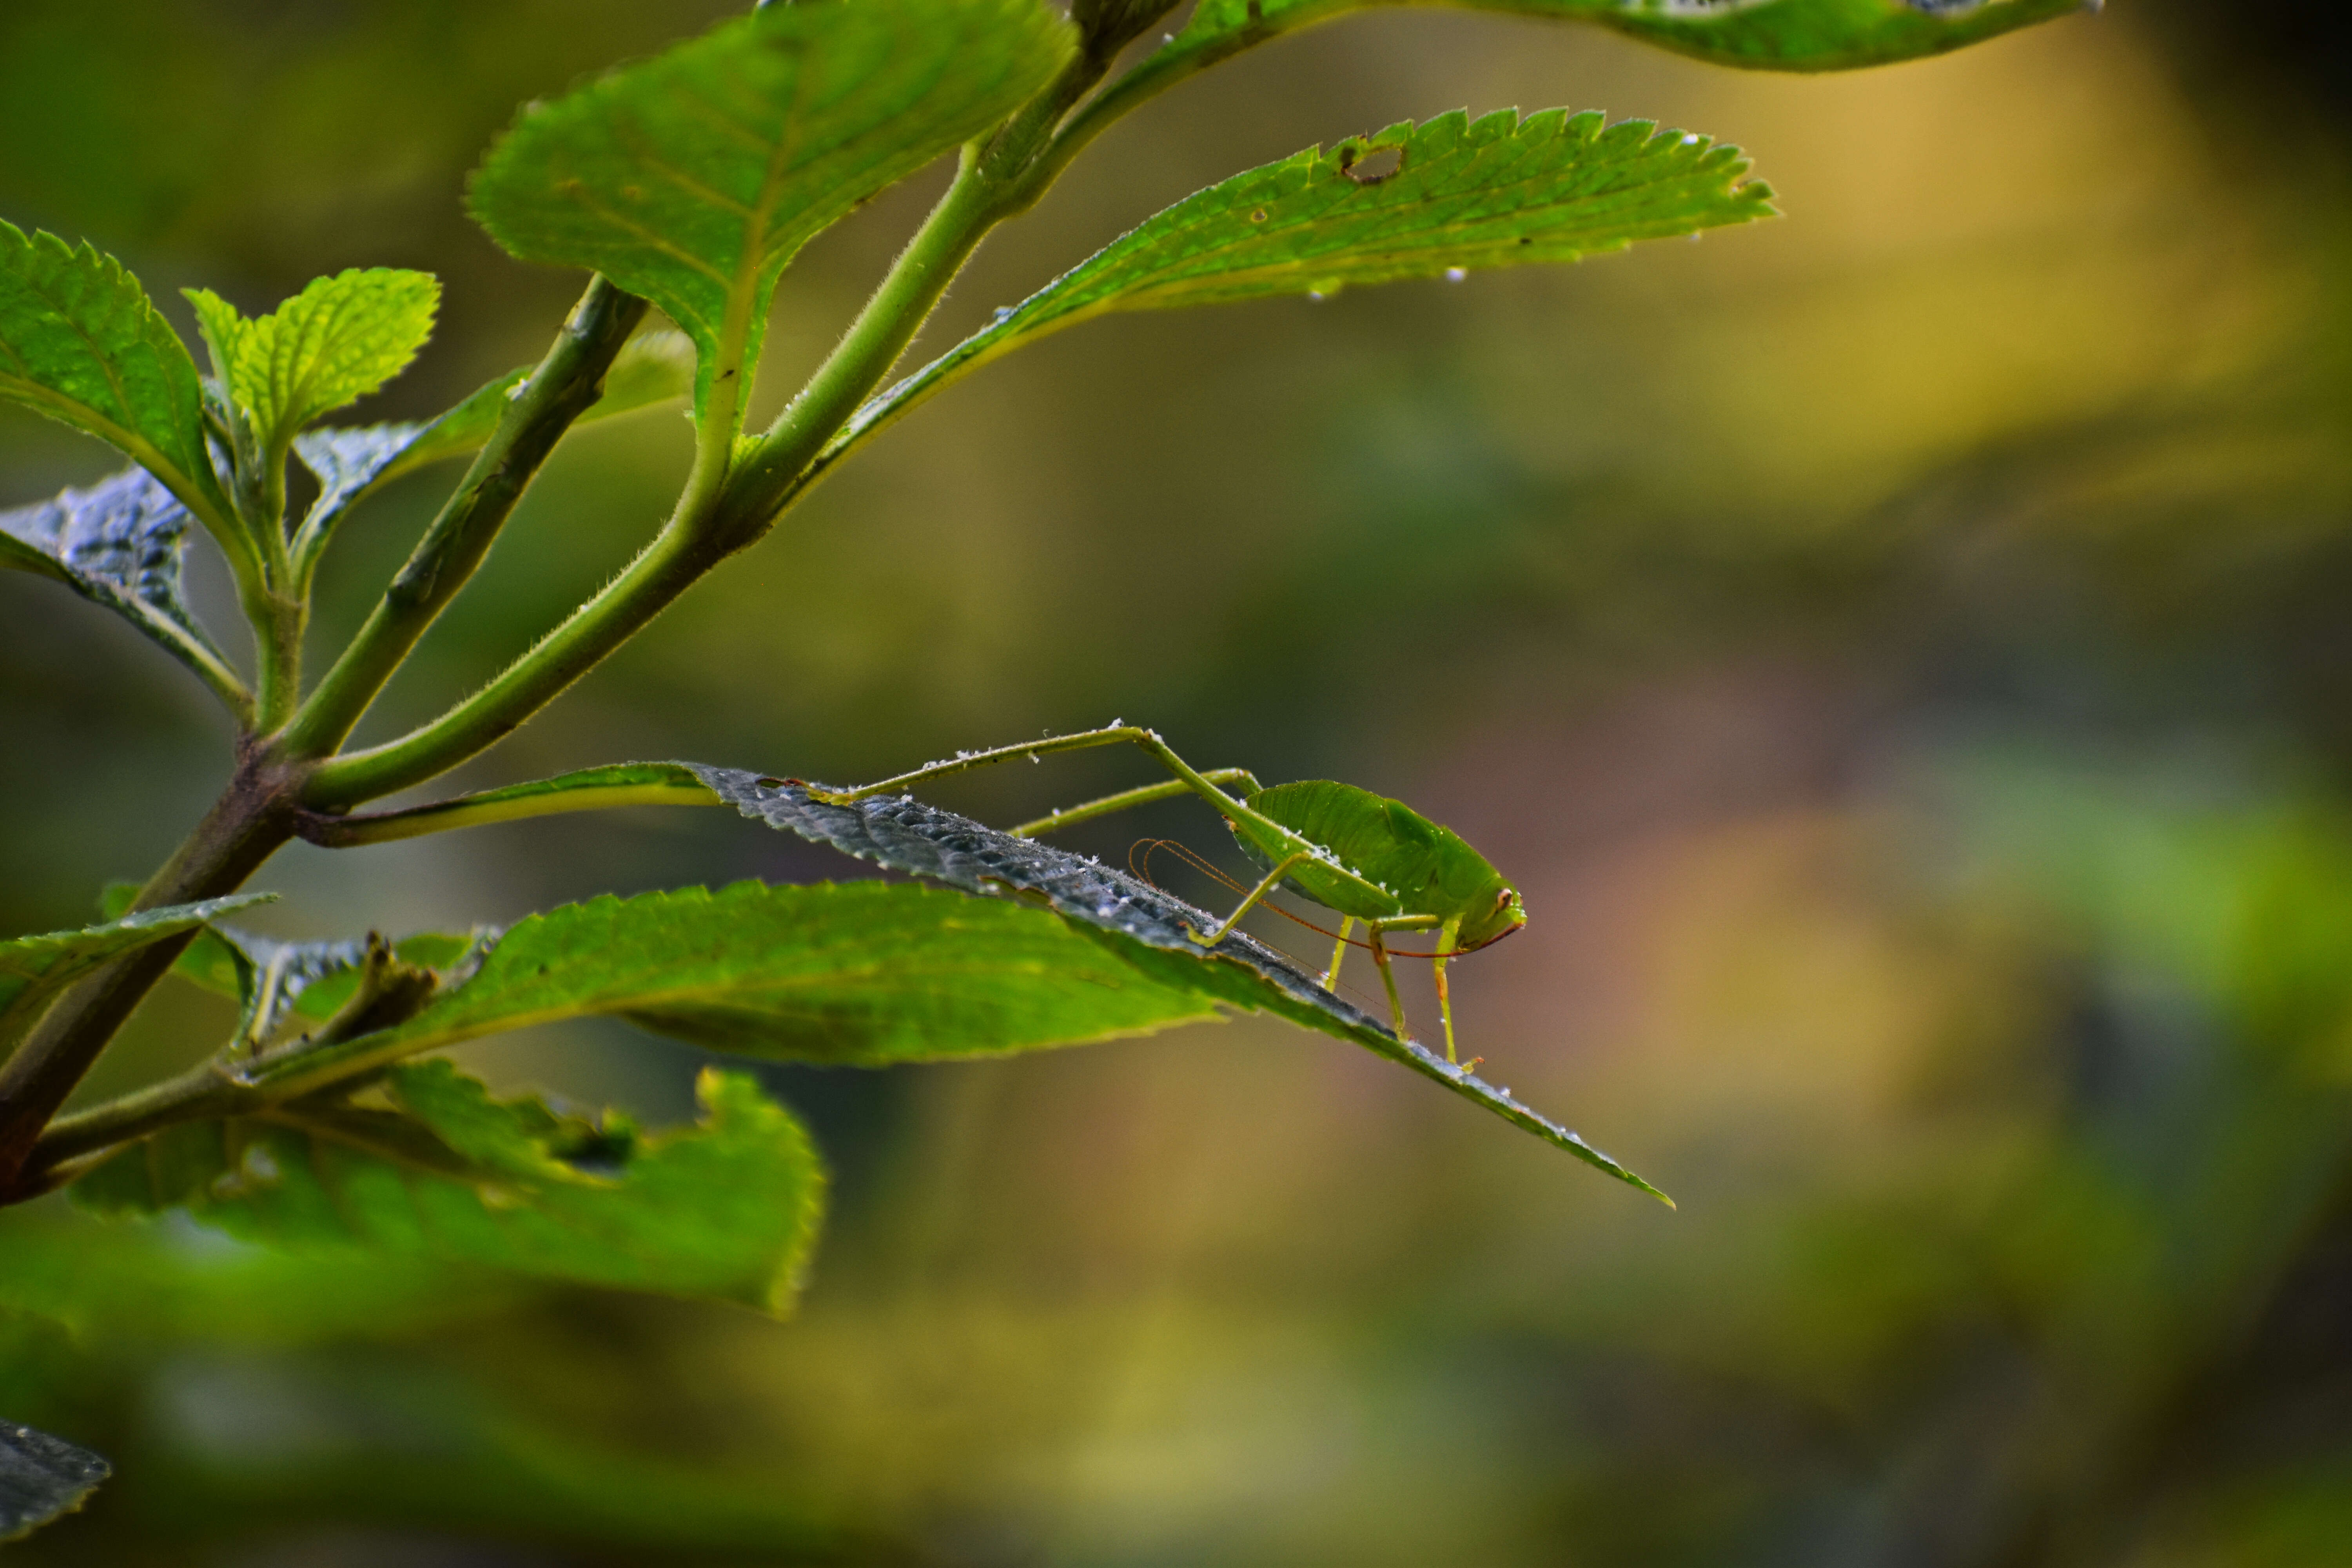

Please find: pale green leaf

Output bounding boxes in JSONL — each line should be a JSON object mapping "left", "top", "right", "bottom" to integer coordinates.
{"left": 0, "top": 895, "right": 274, "bottom": 1054}
{"left": 0, "top": 220, "right": 230, "bottom": 528}
{"left": 0, "top": 1420, "right": 108, "bottom": 1544}
{"left": 72, "top": 1061, "right": 823, "bottom": 1312}
{"left": 466, "top": 0, "right": 1074, "bottom": 421}
{"left": 818, "top": 108, "right": 1773, "bottom": 479}
{"left": 0, "top": 466, "right": 248, "bottom": 713}
{"left": 186, "top": 268, "right": 440, "bottom": 454}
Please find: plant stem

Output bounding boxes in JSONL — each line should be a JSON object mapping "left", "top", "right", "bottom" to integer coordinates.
{"left": 308, "top": 157, "right": 1024, "bottom": 809}
{"left": 0, "top": 742, "right": 306, "bottom": 1196}
{"left": 281, "top": 278, "right": 649, "bottom": 759}
{"left": 711, "top": 155, "right": 1004, "bottom": 549}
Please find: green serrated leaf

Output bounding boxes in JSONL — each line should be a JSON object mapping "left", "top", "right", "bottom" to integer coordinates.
{"left": 690, "top": 771, "right": 1670, "bottom": 1200}
{"left": 0, "top": 466, "right": 248, "bottom": 713}
{"left": 466, "top": 0, "right": 1074, "bottom": 424}
{"left": 0, "top": 895, "right": 274, "bottom": 1055}
{"left": 0, "top": 1419, "right": 109, "bottom": 1544}
{"left": 0, "top": 220, "right": 231, "bottom": 531}
{"left": 185, "top": 269, "right": 440, "bottom": 455}
{"left": 819, "top": 107, "right": 1773, "bottom": 477}
{"left": 73, "top": 1060, "right": 823, "bottom": 1312}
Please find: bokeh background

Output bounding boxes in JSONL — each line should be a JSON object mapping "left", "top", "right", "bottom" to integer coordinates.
{"left": 5, "top": 1, "right": 2352, "bottom": 1563}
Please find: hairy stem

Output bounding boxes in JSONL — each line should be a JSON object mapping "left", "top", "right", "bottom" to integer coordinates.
{"left": 0, "top": 742, "right": 307, "bottom": 1196}
{"left": 281, "top": 278, "right": 649, "bottom": 759}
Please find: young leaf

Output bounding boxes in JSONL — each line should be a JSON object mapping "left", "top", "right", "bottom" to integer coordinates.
{"left": 0, "top": 221, "right": 231, "bottom": 531}
{"left": 0, "top": 1420, "right": 109, "bottom": 1544}
{"left": 691, "top": 771, "right": 1669, "bottom": 1199}
{"left": 466, "top": 0, "right": 1075, "bottom": 422}
{"left": 0, "top": 894, "right": 274, "bottom": 1054}
{"left": 184, "top": 268, "right": 440, "bottom": 456}
{"left": 0, "top": 466, "right": 249, "bottom": 715}
{"left": 72, "top": 1061, "right": 824, "bottom": 1313}
{"left": 817, "top": 108, "right": 1773, "bottom": 479}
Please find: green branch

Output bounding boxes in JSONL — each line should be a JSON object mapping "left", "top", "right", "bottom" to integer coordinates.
{"left": 281, "top": 278, "right": 648, "bottom": 759}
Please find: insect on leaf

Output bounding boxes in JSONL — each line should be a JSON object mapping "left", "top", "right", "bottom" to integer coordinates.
{"left": 0, "top": 466, "right": 249, "bottom": 713}
{"left": 817, "top": 107, "right": 1773, "bottom": 480}
{"left": 185, "top": 268, "right": 440, "bottom": 456}
{"left": 691, "top": 771, "right": 1670, "bottom": 1200}
{"left": 465, "top": 0, "right": 1075, "bottom": 423}
{"left": 278, "top": 763, "right": 1668, "bottom": 1199}
{"left": 72, "top": 1061, "right": 825, "bottom": 1313}
{"left": 0, "top": 895, "right": 275, "bottom": 1056}
{"left": 0, "top": 221, "right": 232, "bottom": 532}
{"left": 0, "top": 1419, "right": 109, "bottom": 1544}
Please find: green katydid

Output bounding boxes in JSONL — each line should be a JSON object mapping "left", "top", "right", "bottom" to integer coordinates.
{"left": 808, "top": 724, "right": 1526, "bottom": 1065}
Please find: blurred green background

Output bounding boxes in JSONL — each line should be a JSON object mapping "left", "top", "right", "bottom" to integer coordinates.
{"left": 7, "top": 1, "right": 2352, "bottom": 1563}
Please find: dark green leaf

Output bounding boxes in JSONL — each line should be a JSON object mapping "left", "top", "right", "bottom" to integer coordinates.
{"left": 184, "top": 268, "right": 440, "bottom": 455}
{"left": 0, "top": 466, "right": 247, "bottom": 711}
{"left": 73, "top": 1061, "right": 823, "bottom": 1312}
{"left": 0, "top": 1420, "right": 108, "bottom": 1544}
{"left": 466, "top": 0, "right": 1074, "bottom": 421}
{"left": 0, "top": 894, "right": 274, "bottom": 1053}
{"left": 820, "top": 107, "right": 1772, "bottom": 476}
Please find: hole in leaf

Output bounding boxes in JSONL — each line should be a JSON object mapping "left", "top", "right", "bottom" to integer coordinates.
{"left": 1338, "top": 143, "right": 1403, "bottom": 186}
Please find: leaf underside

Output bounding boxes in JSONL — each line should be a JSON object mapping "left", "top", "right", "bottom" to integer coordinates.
{"left": 821, "top": 106, "right": 1773, "bottom": 476}
{"left": 0, "top": 466, "right": 241, "bottom": 699}
{"left": 73, "top": 1061, "right": 824, "bottom": 1313}
{"left": 0, "top": 894, "right": 274, "bottom": 1053}
{"left": 0, "top": 220, "right": 225, "bottom": 525}
{"left": 466, "top": 0, "right": 1074, "bottom": 418}
{"left": 0, "top": 1420, "right": 109, "bottom": 1544}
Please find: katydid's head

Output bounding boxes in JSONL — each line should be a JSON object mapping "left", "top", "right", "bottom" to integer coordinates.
{"left": 1459, "top": 880, "right": 1526, "bottom": 951}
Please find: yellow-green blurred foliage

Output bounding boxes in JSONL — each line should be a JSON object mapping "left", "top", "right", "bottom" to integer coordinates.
{"left": 4, "top": 1, "right": 2352, "bottom": 1564}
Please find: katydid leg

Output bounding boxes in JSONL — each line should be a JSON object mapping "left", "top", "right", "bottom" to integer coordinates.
{"left": 1191, "top": 850, "right": 1318, "bottom": 946}
{"left": 1323, "top": 915, "right": 1355, "bottom": 990}
{"left": 1364, "top": 914, "right": 1442, "bottom": 1041}
{"left": 1010, "top": 768, "right": 1261, "bottom": 838}
{"left": 1432, "top": 913, "right": 1465, "bottom": 1065}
